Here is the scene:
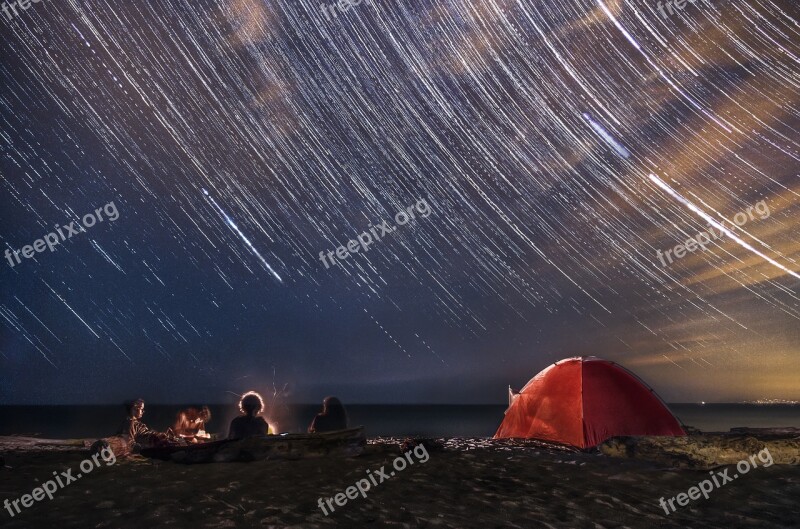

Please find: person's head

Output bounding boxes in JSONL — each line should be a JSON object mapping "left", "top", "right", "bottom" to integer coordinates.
{"left": 200, "top": 406, "right": 212, "bottom": 422}
{"left": 239, "top": 391, "right": 265, "bottom": 417}
{"left": 322, "top": 396, "right": 346, "bottom": 420}
{"left": 126, "top": 399, "right": 145, "bottom": 419}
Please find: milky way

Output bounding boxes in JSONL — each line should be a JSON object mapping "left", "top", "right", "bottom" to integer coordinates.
{"left": 1, "top": 0, "right": 798, "bottom": 404}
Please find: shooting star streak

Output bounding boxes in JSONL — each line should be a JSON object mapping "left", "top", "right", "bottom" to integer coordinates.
{"left": 14, "top": 295, "right": 62, "bottom": 343}
{"left": 662, "top": 354, "right": 684, "bottom": 370}
{"left": 41, "top": 280, "right": 101, "bottom": 338}
{"left": 202, "top": 188, "right": 283, "bottom": 283}
{"left": 0, "top": 306, "right": 56, "bottom": 366}
{"left": 583, "top": 113, "right": 630, "bottom": 159}
{"left": 648, "top": 174, "right": 800, "bottom": 281}
{"left": 91, "top": 240, "right": 125, "bottom": 273}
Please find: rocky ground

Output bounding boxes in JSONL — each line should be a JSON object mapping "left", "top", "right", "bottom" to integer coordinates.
{"left": 1, "top": 435, "right": 798, "bottom": 528}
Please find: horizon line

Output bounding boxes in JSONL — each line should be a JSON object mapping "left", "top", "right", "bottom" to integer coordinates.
{"left": 0, "top": 401, "right": 797, "bottom": 406}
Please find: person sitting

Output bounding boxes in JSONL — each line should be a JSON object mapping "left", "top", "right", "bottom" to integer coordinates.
{"left": 117, "top": 398, "right": 170, "bottom": 449}
{"left": 172, "top": 406, "right": 212, "bottom": 441}
{"left": 228, "top": 391, "right": 270, "bottom": 439}
{"left": 308, "top": 396, "right": 348, "bottom": 433}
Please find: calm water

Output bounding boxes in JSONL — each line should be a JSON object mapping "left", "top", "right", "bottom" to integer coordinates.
{"left": 0, "top": 404, "right": 797, "bottom": 439}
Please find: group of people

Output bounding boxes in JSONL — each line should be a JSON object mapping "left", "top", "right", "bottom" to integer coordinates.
{"left": 118, "top": 393, "right": 348, "bottom": 449}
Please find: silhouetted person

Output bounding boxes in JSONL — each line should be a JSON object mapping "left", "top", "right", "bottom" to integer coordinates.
{"left": 118, "top": 398, "right": 169, "bottom": 448}
{"left": 228, "top": 391, "right": 270, "bottom": 439}
{"left": 308, "top": 396, "right": 348, "bottom": 433}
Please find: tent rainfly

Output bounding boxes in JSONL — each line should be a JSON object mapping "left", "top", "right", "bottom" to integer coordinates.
{"left": 494, "top": 356, "right": 686, "bottom": 448}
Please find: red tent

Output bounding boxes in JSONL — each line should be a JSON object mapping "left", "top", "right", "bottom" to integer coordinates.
{"left": 494, "top": 356, "right": 686, "bottom": 448}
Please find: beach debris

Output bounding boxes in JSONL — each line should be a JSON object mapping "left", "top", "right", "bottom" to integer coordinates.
{"left": 369, "top": 437, "right": 578, "bottom": 454}
{"left": 600, "top": 433, "right": 800, "bottom": 468}
{"left": 728, "top": 427, "right": 800, "bottom": 437}
{"left": 400, "top": 438, "right": 445, "bottom": 454}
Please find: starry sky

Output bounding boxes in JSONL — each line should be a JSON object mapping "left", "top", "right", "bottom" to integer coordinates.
{"left": 1, "top": 0, "right": 798, "bottom": 405}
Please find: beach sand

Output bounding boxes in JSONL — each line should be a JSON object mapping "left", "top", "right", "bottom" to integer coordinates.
{"left": 1, "top": 437, "right": 798, "bottom": 528}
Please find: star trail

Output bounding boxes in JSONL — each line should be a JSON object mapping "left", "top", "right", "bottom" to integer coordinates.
{"left": 1, "top": 0, "right": 798, "bottom": 404}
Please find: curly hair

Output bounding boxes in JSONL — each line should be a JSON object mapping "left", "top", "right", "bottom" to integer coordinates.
{"left": 238, "top": 391, "right": 265, "bottom": 416}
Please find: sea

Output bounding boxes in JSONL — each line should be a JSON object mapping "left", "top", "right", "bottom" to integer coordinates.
{"left": 0, "top": 404, "right": 797, "bottom": 439}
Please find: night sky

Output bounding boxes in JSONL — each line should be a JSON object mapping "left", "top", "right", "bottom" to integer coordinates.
{"left": 1, "top": 0, "right": 798, "bottom": 405}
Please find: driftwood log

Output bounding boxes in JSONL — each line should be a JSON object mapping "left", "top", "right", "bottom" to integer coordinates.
{"left": 141, "top": 427, "right": 367, "bottom": 464}
{"left": 0, "top": 435, "right": 133, "bottom": 457}
{"left": 0, "top": 436, "right": 88, "bottom": 452}
{"left": 1, "top": 428, "right": 366, "bottom": 464}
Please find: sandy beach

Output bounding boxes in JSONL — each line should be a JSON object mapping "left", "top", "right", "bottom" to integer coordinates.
{"left": 1, "top": 436, "right": 798, "bottom": 528}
